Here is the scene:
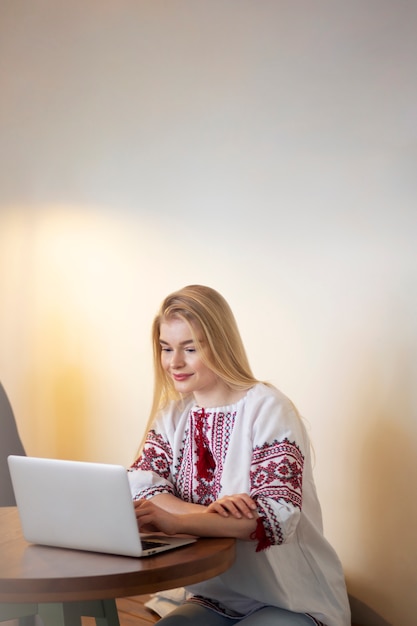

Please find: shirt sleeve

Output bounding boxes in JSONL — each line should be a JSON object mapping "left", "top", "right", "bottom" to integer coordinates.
{"left": 128, "top": 427, "right": 176, "bottom": 500}
{"left": 248, "top": 393, "right": 306, "bottom": 550}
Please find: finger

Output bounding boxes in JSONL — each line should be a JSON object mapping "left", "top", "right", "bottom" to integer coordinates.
{"left": 227, "top": 495, "right": 257, "bottom": 519}
{"left": 219, "top": 496, "right": 255, "bottom": 518}
{"left": 235, "top": 502, "right": 255, "bottom": 518}
{"left": 216, "top": 499, "right": 244, "bottom": 519}
{"left": 135, "top": 504, "right": 153, "bottom": 521}
{"left": 208, "top": 502, "right": 230, "bottom": 517}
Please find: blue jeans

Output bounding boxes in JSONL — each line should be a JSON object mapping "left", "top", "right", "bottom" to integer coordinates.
{"left": 157, "top": 603, "right": 317, "bottom": 625}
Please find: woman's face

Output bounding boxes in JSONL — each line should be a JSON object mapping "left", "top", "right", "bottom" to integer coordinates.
{"left": 159, "top": 317, "right": 222, "bottom": 406}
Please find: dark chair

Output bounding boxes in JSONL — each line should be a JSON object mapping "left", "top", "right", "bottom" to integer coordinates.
{"left": 0, "top": 382, "right": 38, "bottom": 625}
{"left": 0, "top": 381, "right": 26, "bottom": 506}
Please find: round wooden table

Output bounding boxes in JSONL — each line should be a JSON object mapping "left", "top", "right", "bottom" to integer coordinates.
{"left": 0, "top": 507, "right": 236, "bottom": 625}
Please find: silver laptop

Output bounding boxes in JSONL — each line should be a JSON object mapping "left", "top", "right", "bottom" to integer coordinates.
{"left": 8, "top": 455, "right": 196, "bottom": 558}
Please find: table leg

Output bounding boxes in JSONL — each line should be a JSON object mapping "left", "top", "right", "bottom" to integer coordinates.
{"left": 37, "top": 600, "right": 120, "bottom": 626}
{"left": 89, "top": 600, "right": 120, "bottom": 626}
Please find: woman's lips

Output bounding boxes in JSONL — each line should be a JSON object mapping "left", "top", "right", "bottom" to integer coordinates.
{"left": 173, "top": 373, "right": 192, "bottom": 381}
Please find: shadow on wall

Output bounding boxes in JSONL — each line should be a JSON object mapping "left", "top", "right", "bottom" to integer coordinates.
{"left": 349, "top": 344, "right": 417, "bottom": 626}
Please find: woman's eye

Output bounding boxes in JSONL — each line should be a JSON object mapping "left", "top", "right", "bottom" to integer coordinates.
{"left": 160, "top": 347, "right": 172, "bottom": 352}
{"left": 185, "top": 348, "right": 196, "bottom": 353}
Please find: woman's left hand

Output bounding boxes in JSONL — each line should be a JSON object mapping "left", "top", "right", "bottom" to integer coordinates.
{"left": 206, "top": 493, "right": 257, "bottom": 519}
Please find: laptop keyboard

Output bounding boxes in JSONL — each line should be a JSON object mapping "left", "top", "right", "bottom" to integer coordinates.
{"left": 141, "top": 539, "right": 170, "bottom": 551}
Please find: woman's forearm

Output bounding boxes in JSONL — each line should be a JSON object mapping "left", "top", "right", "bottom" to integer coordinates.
{"left": 135, "top": 494, "right": 259, "bottom": 541}
{"left": 173, "top": 510, "right": 258, "bottom": 541}
{"left": 150, "top": 493, "right": 207, "bottom": 514}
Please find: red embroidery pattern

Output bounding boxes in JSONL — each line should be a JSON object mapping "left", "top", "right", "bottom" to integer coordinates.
{"left": 194, "top": 408, "right": 216, "bottom": 480}
{"left": 251, "top": 438, "right": 303, "bottom": 505}
{"left": 133, "top": 483, "right": 174, "bottom": 500}
{"left": 173, "top": 427, "right": 194, "bottom": 501}
{"left": 131, "top": 430, "right": 172, "bottom": 479}
{"left": 131, "top": 410, "right": 236, "bottom": 507}
{"left": 255, "top": 500, "right": 284, "bottom": 548}
{"left": 175, "top": 409, "right": 236, "bottom": 505}
{"left": 250, "top": 517, "right": 272, "bottom": 552}
{"left": 250, "top": 438, "right": 304, "bottom": 548}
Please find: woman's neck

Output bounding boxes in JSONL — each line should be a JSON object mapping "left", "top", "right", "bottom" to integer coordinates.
{"left": 193, "top": 384, "right": 250, "bottom": 409}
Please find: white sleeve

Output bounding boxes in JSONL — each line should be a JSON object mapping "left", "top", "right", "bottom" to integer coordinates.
{"left": 249, "top": 390, "right": 307, "bottom": 547}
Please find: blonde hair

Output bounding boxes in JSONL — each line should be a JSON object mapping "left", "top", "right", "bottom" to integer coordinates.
{"left": 138, "top": 285, "right": 261, "bottom": 453}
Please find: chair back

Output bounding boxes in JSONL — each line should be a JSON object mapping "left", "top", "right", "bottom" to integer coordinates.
{"left": 0, "top": 382, "right": 26, "bottom": 506}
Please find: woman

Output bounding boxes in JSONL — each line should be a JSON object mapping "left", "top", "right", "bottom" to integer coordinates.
{"left": 129, "top": 285, "right": 350, "bottom": 626}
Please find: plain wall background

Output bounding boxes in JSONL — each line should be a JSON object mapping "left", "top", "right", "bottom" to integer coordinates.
{"left": 1, "top": 2, "right": 416, "bottom": 625}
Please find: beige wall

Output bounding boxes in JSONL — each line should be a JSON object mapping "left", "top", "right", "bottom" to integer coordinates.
{"left": 1, "top": 2, "right": 416, "bottom": 625}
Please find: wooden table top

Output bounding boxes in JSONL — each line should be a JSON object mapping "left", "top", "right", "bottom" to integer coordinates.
{"left": 0, "top": 507, "right": 236, "bottom": 603}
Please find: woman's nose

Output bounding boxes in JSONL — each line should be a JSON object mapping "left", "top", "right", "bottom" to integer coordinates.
{"left": 170, "top": 350, "right": 184, "bottom": 368}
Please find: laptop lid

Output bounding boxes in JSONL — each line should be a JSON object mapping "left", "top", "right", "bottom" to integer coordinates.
{"left": 8, "top": 455, "right": 196, "bottom": 558}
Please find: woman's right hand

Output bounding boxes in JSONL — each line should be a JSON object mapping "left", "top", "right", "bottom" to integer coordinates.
{"left": 134, "top": 498, "right": 181, "bottom": 535}
{"left": 206, "top": 493, "right": 258, "bottom": 519}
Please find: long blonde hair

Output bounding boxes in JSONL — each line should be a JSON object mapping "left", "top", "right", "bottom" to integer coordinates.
{"left": 137, "top": 285, "right": 261, "bottom": 453}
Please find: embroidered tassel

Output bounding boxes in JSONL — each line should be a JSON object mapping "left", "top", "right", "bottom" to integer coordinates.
{"left": 250, "top": 517, "right": 272, "bottom": 552}
{"left": 194, "top": 409, "right": 216, "bottom": 480}
{"left": 197, "top": 445, "right": 216, "bottom": 480}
